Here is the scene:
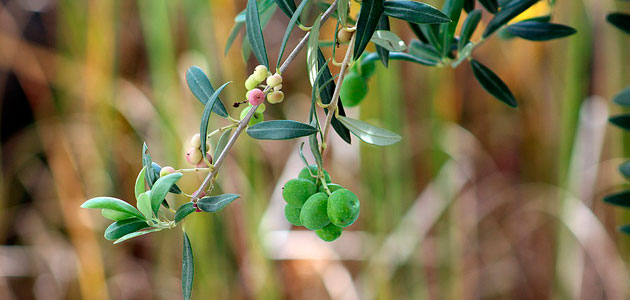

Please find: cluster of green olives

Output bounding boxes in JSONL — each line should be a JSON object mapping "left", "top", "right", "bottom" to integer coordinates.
{"left": 282, "top": 165, "right": 360, "bottom": 242}
{"left": 339, "top": 55, "right": 376, "bottom": 107}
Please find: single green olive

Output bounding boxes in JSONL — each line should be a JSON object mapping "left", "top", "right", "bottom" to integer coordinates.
{"left": 300, "top": 192, "right": 330, "bottom": 230}
{"left": 318, "top": 183, "right": 344, "bottom": 193}
{"left": 240, "top": 106, "right": 264, "bottom": 126}
{"left": 298, "top": 165, "right": 331, "bottom": 185}
{"left": 284, "top": 204, "right": 302, "bottom": 226}
{"left": 315, "top": 223, "right": 343, "bottom": 242}
{"left": 339, "top": 72, "right": 368, "bottom": 107}
{"left": 282, "top": 178, "right": 317, "bottom": 207}
{"left": 358, "top": 56, "right": 376, "bottom": 79}
{"left": 327, "top": 189, "right": 360, "bottom": 227}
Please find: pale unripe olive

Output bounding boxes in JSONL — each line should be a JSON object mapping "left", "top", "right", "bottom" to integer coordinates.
{"left": 248, "top": 89, "right": 265, "bottom": 106}
{"left": 159, "top": 166, "right": 176, "bottom": 177}
{"left": 245, "top": 75, "right": 259, "bottom": 90}
{"left": 186, "top": 147, "right": 203, "bottom": 165}
{"left": 253, "top": 65, "right": 268, "bottom": 82}
{"left": 267, "top": 91, "right": 284, "bottom": 104}
{"left": 256, "top": 103, "right": 266, "bottom": 113}
{"left": 267, "top": 74, "right": 283, "bottom": 87}
{"left": 191, "top": 133, "right": 201, "bottom": 148}
{"left": 337, "top": 28, "right": 354, "bottom": 43}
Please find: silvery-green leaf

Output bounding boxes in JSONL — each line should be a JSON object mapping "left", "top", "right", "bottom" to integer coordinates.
{"left": 337, "top": 116, "right": 402, "bottom": 146}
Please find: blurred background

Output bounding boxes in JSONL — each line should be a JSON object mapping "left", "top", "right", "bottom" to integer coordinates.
{"left": 2, "top": 0, "right": 630, "bottom": 299}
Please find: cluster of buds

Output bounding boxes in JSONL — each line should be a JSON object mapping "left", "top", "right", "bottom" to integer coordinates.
{"left": 186, "top": 133, "right": 212, "bottom": 167}
{"left": 240, "top": 65, "right": 286, "bottom": 126}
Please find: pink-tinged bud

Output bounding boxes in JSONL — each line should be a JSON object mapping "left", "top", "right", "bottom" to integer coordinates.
{"left": 186, "top": 147, "right": 203, "bottom": 165}
{"left": 196, "top": 152, "right": 213, "bottom": 168}
{"left": 267, "top": 91, "right": 284, "bottom": 104}
{"left": 160, "top": 166, "right": 176, "bottom": 177}
{"left": 248, "top": 88, "right": 265, "bottom": 106}
{"left": 267, "top": 74, "right": 283, "bottom": 87}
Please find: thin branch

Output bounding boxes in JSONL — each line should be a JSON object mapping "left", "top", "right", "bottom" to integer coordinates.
{"left": 190, "top": 0, "right": 339, "bottom": 202}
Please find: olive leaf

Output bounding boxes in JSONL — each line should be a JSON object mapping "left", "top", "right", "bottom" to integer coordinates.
{"left": 150, "top": 172, "right": 183, "bottom": 215}
{"left": 439, "top": 0, "right": 464, "bottom": 56}
{"left": 197, "top": 194, "right": 241, "bottom": 212}
{"left": 274, "top": 0, "right": 297, "bottom": 19}
{"left": 354, "top": 0, "right": 384, "bottom": 60}
{"left": 137, "top": 191, "right": 154, "bottom": 222}
{"left": 113, "top": 228, "right": 163, "bottom": 244}
{"left": 338, "top": 0, "right": 350, "bottom": 28}
{"left": 337, "top": 116, "right": 402, "bottom": 146}
{"left": 142, "top": 143, "right": 157, "bottom": 188}
{"left": 383, "top": 1, "right": 450, "bottom": 25}
{"left": 316, "top": 49, "right": 352, "bottom": 144}
{"left": 506, "top": 21, "right": 577, "bottom": 41}
{"left": 175, "top": 202, "right": 196, "bottom": 223}
{"left": 247, "top": 120, "right": 318, "bottom": 140}
{"left": 375, "top": 15, "right": 391, "bottom": 67}
{"left": 463, "top": 0, "right": 475, "bottom": 13}
{"left": 371, "top": 30, "right": 406, "bottom": 52}
{"left": 607, "top": 13, "right": 630, "bottom": 34}
{"left": 182, "top": 232, "right": 194, "bottom": 300}
{"left": 81, "top": 197, "right": 146, "bottom": 220}
{"left": 246, "top": 0, "right": 269, "bottom": 68}
{"left": 470, "top": 59, "right": 517, "bottom": 108}
{"left": 150, "top": 163, "right": 181, "bottom": 197}
{"left": 278, "top": 0, "right": 310, "bottom": 70}
{"left": 104, "top": 218, "right": 151, "bottom": 241}
{"left": 101, "top": 209, "right": 136, "bottom": 222}
{"left": 409, "top": 40, "right": 442, "bottom": 64}
{"left": 225, "top": 22, "right": 243, "bottom": 56}
{"left": 200, "top": 81, "right": 231, "bottom": 157}
{"left": 619, "top": 161, "right": 630, "bottom": 179}
{"left": 483, "top": 0, "right": 537, "bottom": 37}
{"left": 134, "top": 166, "right": 147, "bottom": 199}
{"left": 307, "top": 14, "right": 323, "bottom": 87}
{"left": 214, "top": 128, "right": 233, "bottom": 160}
{"left": 186, "top": 66, "right": 229, "bottom": 118}
{"left": 458, "top": 9, "right": 482, "bottom": 51}
{"left": 613, "top": 87, "right": 630, "bottom": 107}
{"left": 604, "top": 191, "right": 630, "bottom": 208}
{"left": 610, "top": 115, "right": 630, "bottom": 131}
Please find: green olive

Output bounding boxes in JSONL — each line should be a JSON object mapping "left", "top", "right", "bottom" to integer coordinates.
{"left": 318, "top": 183, "right": 344, "bottom": 193}
{"left": 240, "top": 106, "right": 265, "bottom": 126}
{"left": 315, "top": 223, "right": 343, "bottom": 242}
{"left": 327, "top": 189, "right": 360, "bottom": 227}
{"left": 298, "top": 165, "right": 331, "bottom": 185}
{"left": 282, "top": 178, "right": 317, "bottom": 207}
{"left": 284, "top": 204, "right": 302, "bottom": 226}
{"left": 358, "top": 57, "right": 376, "bottom": 79}
{"left": 300, "top": 192, "right": 330, "bottom": 230}
{"left": 339, "top": 72, "right": 368, "bottom": 107}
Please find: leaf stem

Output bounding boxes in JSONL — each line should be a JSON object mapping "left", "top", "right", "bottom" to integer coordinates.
{"left": 190, "top": 0, "right": 339, "bottom": 202}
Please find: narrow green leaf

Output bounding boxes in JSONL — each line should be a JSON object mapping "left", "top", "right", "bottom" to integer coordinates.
{"left": 274, "top": 0, "right": 297, "bottom": 19}
{"left": 101, "top": 209, "right": 136, "bottom": 221}
{"left": 337, "top": 116, "right": 402, "bottom": 146}
{"left": 200, "top": 82, "right": 231, "bottom": 157}
{"left": 354, "top": 0, "right": 384, "bottom": 60}
{"left": 479, "top": 0, "right": 498, "bottom": 14}
{"left": 175, "top": 202, "right": 196, "bottom": 223}
{"left": 186, "top": 66, "right": 229, "bottom": 118}
{"left": 197, "top": 194, "right": 241, "bottom": 212}
{"left": 409, "top": 40, "right": 441, "bottom": 63}
{"left": 134, "top": 166, "right": 147, "bottom": 200}
{"left": 214, "top": 129, "right": 233, "bottom": 159}
{"left": 470, "top": 59, "right": 517, "bottom": 107}
{"left": 604, "top": 191, "right": 630, "bottom": 208}
{"left": 114, "top": 228, "right": 163, "bottom": 244}
{"left": 391, "top": 52, "right": 438, "bottom": 66}
{"left": 278, "top": 0, "right": 310, "bottom": 70}
{"left": 247, "top": 120, "right": 318, "bottom": 140}
{"left": 182, "top": 232, "right": 194, "bottom": 300}
{"left": 506, "top": 21, "right": 576, "bottom": 41}
{"left": 338, "top": 0, "right": 349, "bottom": 27}
{"left": 307, "top": 15, "right": 323, "bottom": 87}
{"left": 607, "top": 13, "right": 630, "bottom": 34}
{"left": 371, "top": 30, "right": 406, "bottom": 52}
{"left": 150, "top": 173, "right": 183, "bottom": 214}
{"left": 610, "top": 115, "right": 630, "bottom": 131}
{"left": 309, "top": 120, "right": 324, "bottom": 167}
{"left": 81, "top": 197, "right": 145, "bottom": 220}
{"left": 142, "top": 143, "right": 157, "bottom": 188}
{"left": 383, "top": 1, "right": 451, "bottom": 24}
{"left": 458, "top": 9, "right": 482, "bottom": 50}
{"left": 613, "top": 87, "right": 630, "bottom": 107}
{"left": 619, "top": 161, "right": 630, "bottom": 179}
{"left": 246, "top": 0, "right": 270, "bottom": 68}
{"left": 408, "top": 22, "right": 429, "bottom": 43}
{"left": 316, "top": 50, "right": 352, "bottom": 144}
{"left": 225, "top": 22, "right": 244, "bottom": 56}
{"left": 137, "top": 191, "right": 154, "bottom": 221}
{"left": 375, "top": 15, "right": 391, "bottom": 67}
{"left": 483, "top": 0, "right": 537, "bottom": 37}
{"left": 439, "top": 0, "right": 464, "bottom": 57}
{"left": 104, "top": 218, "right": 151, "bottom": 241}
